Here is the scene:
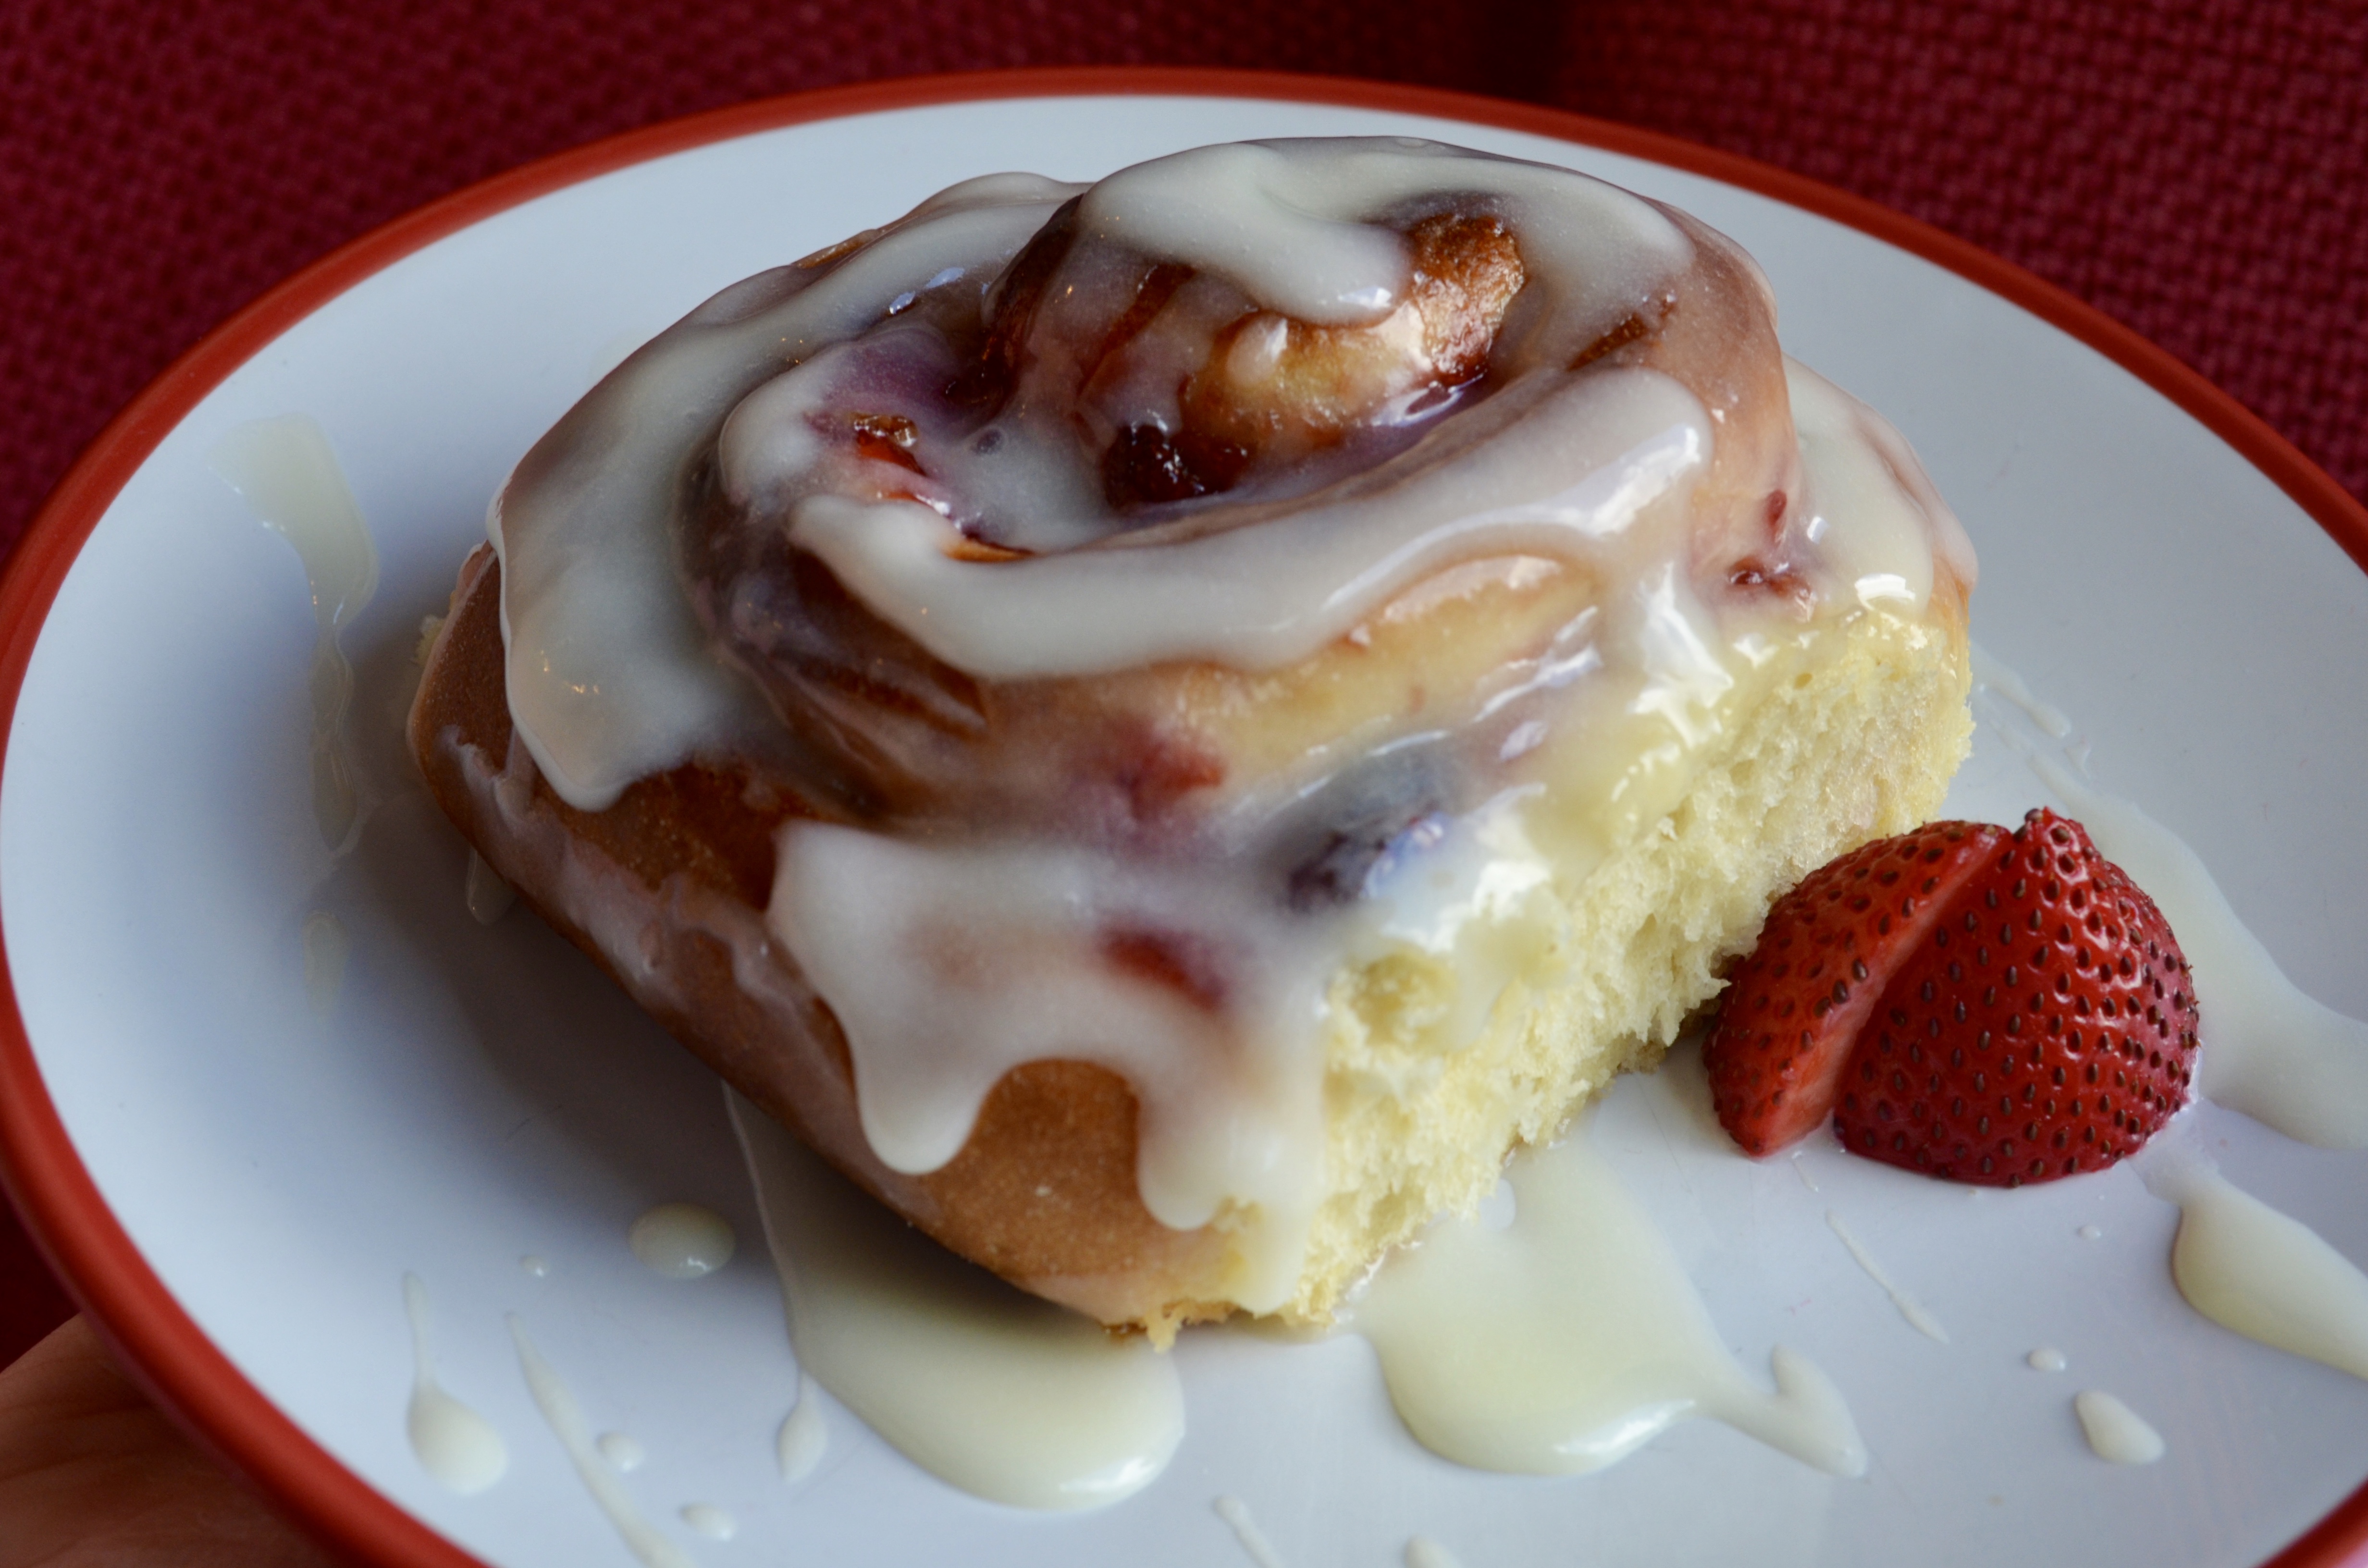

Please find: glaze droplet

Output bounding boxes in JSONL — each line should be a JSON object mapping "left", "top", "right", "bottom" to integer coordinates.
{"left": 777, "top": 1372, "right": 827, "bottom": 1482}
{"left": 2073, "top": 1390, "right": 2165, "bottom": 1465}
{"left": 629, "top": 1202, "right": 736, "bottom": 1279}
{"left": 210, "top": 414, "right": 379, "bottom": 852}
{"left": 401, "top": 1274, "right": 508, "bottom": 1494}
{"left": 1406, "top": 1537, "right": 1465, "bottom": 1568}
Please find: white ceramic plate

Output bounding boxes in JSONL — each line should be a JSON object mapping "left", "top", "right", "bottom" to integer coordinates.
{"left": 5, "top": 76, "right": 2367, "bottom": 1568}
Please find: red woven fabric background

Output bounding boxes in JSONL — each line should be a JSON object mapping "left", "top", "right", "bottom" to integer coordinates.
{"left": 1, "top": 0, "right": 2361, "bottom": 1370}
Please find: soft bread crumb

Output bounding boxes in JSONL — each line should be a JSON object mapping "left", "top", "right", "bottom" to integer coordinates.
{"left": 1279, "top": 608, "right": 1971, "bottom": 1323}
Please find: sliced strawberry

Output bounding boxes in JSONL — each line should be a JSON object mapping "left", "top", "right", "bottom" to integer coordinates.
{"left": 1833, "top": 808, "right": 2198, "bottom": 1186}
{"left": 1705, "top": 821, "right": 2010, "bottom": 1155}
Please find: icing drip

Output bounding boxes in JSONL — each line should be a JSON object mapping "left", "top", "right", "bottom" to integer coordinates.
{"left": 776, "top": 1373, "right": 827, "bottom": 1482}
{"left": 1214, "top": 1495, "right": 1291, "bottom": 1568}
{"left": 400, "top": 1274, "right": 508, "bottom": 1495}
{"left": 495, "top": 178, "right": 1078, "bottom": 809}
{"left": 728, "top": 1090, "right": 1184, "bottom": 1509}
{"left": 769, "top": 825, "right": 1326, "bottom": 1307}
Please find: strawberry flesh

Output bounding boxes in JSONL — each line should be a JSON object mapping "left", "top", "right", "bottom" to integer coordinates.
{"left": 1833, "top": 808, "right": 2198, "bottom": 1186}
{"left": 1705, "top": 821, "right": 2009, "bottom": 1156}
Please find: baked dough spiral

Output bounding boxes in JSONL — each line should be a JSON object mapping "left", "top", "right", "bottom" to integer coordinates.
{"left": 414, "top": 139, "right": 1974, "bottom": 1334}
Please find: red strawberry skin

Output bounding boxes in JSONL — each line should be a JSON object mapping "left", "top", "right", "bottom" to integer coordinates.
{"left": 1705, "top": 821, "right": 2010, "bottom": 1156}
{"left": 1833, "top": 809, "right": 2199, "bottom": 1186}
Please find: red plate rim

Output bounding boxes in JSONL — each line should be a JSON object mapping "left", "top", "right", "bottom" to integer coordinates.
{"left": 1, "top": 65, "right": 2363, "bottom": 1568}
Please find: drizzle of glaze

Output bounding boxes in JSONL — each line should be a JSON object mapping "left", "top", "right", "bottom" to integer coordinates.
{"left": 494, "top": 182, "right": 1071, "bottom": 808}
{"left": 520, "top": 1254, "right": 551, "bottom": 1278}
{"left": 1214, "top": 1495, "right": 1290, "bottom": 1568}
{"left": 1352, "top": 1124, "right": 1866, "bottom": 1477}
{"left": 629, "top": 1202, "right": 737, "bottom": 1280}
{"left": 508, "top": 1315, "right": 697, "bottom": 1568}
{"left": 788, "top": 375, "right": 1714, "bottom": 682}
{"left": 1824, "top": 1211, "right": 1950, "bottom": 1344}
{"left": 2146, "top": 1158, "right": 2368, "bottom": 1381}
{"left": 2072, "top": 1390, "right": 2166, "bottom": 1465}
{"left": 400, "top": 1274, "right": 507, "bottom": 1495}
{"left": 2028, "top": 1347, "right": 2068, "bottom": 1373}
{"left": 767, "top": 824, "right": 1325, "bottom": 1310}
{"left": 596, "top": 1432, "right": 646, "bottom": 1472}
{"left": 727, "top": 1088, "right": 1184, "bottom": 1510}
{"left": 210, "top": 414, "right": 380, "bottom": 853}
{"left": 776, "top": 1372, "right": 827, "bottom": 1483}
{"left": 496, "top": 141, "right": 1957, "bottom": 805}
{"left": 301, "top": 910, "right": 349, "bottom": 1020}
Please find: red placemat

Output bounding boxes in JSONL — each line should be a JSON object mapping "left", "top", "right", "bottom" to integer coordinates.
{"left": 1553, "top": 0, "right": 2368, "bottom": 522}
{"left": 2, "top": 0, "right": 2360, "bottom": 1375}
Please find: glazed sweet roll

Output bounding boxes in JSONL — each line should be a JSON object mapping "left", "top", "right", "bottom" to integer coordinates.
{"left": 410, "top": 138, "right": 1975, "bottom": 1337}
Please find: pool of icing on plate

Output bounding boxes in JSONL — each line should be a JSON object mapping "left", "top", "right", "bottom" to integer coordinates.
{"left": 1347, "top": 1124, "right": 1866, "bottom": 1477}
{"left": 727, "top": 1091, "right": 1185, "bottom": 1511}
